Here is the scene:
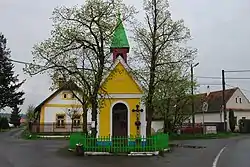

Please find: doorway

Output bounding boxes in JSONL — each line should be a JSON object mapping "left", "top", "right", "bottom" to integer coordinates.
{"left": 112, "top": 103, "right": 128, "bottom": 137}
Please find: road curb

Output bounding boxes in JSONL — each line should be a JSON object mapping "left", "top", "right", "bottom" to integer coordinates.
{"left": 37, "top": 135, "right": 70, "bottom": 139}
{"left": 169, "top": 143, "right": 206, "bottom": 149}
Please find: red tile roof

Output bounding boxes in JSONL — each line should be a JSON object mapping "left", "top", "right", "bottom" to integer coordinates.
{"left": 195, "top": 87, "right": 238, "bottom": 113}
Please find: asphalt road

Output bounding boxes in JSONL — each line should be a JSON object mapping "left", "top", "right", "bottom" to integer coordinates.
{"left": 216, "top": 136, "right": 250, "bottom": 167}
{"left": 0, "top": 129, "right": 249, "bottom": 167}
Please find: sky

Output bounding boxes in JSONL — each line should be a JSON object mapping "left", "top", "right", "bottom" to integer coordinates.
{"left": 1, "top": 0, "right": 250, "bottom": 113}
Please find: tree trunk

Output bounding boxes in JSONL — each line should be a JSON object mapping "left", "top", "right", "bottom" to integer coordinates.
{"left": 146, "top": 106, "right": 152, "bottom": 136}
{"left": 71, "top": 119, "right": 73, "bottom": 132}
{"left": 91, "top": 96, "right": 98, "bottom": 137}
{"left": 163, "top": 98, "right": 171, "bottom": 133}
{"left": 146, "top": 93, "right": 154, "bottom": 136}
{"left": 82, "top": 105, "right": 88, "bottom": 134}
{"left": 145, "top": 0, "right": 158, "bottom": 136}
{"left": 91, "top": 51, "right": 105, "bottom": 138}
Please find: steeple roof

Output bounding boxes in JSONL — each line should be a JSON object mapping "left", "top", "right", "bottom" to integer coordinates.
{"left": 110, "top": 13, "right": 130, "bottom": 49}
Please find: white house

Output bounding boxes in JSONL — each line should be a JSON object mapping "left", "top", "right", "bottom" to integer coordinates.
{"left": 151, "top": 87, "right": 250, "bottom": 132}
{"left": 194, "top": 87, "right": 250, "bottom": 131}
{"left": 34, "top": 81, "right": 92, "bottom": 133}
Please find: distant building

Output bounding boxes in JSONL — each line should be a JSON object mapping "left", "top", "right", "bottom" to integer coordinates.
{"left": 151, "top": 87, "right": 250, "bottom": 132}
{"left": 20, "top": 117, "right": 26, "bottom": 124}
{"left": 33, "top": 81, "right": 92, "bottom": 133}
{"left": 192, "top": 87, "right": 250, "bottom": 131}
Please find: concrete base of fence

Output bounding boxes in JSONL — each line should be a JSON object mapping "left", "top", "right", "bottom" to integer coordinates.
{"left": 128, "top": 151, "right": 159, "bottom": 156}
{"left": 38, "top": 135, "right": 70, "bottom": 138}
{"left": 85, "top": 152, "right": 113, "bottom": 155}
{"left": 68, "top": 148, "right": 171, "bottom": 156}
{"left": 164, "top": 148, "right": 171, "bottom": 152}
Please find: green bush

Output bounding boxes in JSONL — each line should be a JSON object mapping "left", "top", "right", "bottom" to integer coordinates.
{"left": 229, "top": 109, "right": 236, "bottom": 132}
{"left": 0, "top": 117, "right": 10, "bottom": 129}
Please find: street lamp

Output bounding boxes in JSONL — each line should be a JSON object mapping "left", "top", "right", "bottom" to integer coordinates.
{"left": 191, "top": 62, "right": 199, "bottom": 130}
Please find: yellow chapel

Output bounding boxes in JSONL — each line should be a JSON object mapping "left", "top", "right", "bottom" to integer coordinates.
{"left": 96, "top": 13, "right": 146, "bottom": 146}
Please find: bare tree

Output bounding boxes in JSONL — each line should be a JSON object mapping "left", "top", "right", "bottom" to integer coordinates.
{"left": 64, "top": 103, "right": 82, "bottom": 132}
{"left": 23, "top": 0, "right": 136, "bottom": 137}
{"left": 26, "top": 104, "right": 36, "bottom": 123}
{"left": 130, "top": 0, "right": 196, "bottom": 136}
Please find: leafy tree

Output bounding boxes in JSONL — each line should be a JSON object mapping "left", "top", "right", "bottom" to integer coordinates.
{"left": 153, "top": 70, "right": 195, "bottom": 133}
{"left": 131, "top": 0, "right": 196, "bottom": 135}
{"left": 0, "top": 33, "right": 25, "bottom": 111}
{"left": 0, "top": 116, "right": 9, "bottom": 129}
{"left": 23, "top": 0, "right": 136, "bottom": 136}
{"left": 229, "top": 109, "right": 236, "bottom": 132}
{"left": 10, "top": 105, "right": 21, "bottom": 127}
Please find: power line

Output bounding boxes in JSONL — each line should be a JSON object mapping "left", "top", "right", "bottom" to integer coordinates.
{"left": 7, "top": 58, "right": 91, "bottom": 71}
{"left": 8, "top": 58, "right": 250, "bottom": 80}
{"left": 197, "top": 76, "right": 250, "bottom": 80}
{"left": 8, "top": 58, "right": 32, "bottom": 65}
{"left": 7, "top": 58, "right": 45, "bottom": 68}
{"left": 198, "top": 83, "right": 221, "bottom": 86}
{"left": 225, "top": 70, "right": 250, "bottom": 73}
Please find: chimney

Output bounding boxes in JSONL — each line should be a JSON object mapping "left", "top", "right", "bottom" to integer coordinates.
{"left": 206, "top": 85, "right": 210, "bottom": 96}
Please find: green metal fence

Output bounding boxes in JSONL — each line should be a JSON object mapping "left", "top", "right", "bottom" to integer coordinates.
{"left": 69, "top": 133, "right": 169, "bottom": 153}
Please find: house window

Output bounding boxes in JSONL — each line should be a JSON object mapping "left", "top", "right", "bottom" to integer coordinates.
{"left": 62, "top": 92, "right": 76, "bottom": 100}
{"left": 236, "top": 98, "right": 238, "bottom": 103}
{"left": 56, "top": 114, "right": 65, "bottom": 128}
{"left": 242, "top": 117, "right": 246, "bottom": 120}
{"left": 63, "top": 93, "right": 67, "bottom": 99}
{"left": 73, "top": 115, "right": 81, "bottom": 128}
{"left": 239, "top": 98, "right": 242, "bottom": 103}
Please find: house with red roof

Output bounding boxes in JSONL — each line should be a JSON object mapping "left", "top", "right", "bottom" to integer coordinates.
{"left": 151, "top": 87, "right": 250, "bottom": 132}
{"left": 193, "top": 87, "right": 250, "bottom": 131}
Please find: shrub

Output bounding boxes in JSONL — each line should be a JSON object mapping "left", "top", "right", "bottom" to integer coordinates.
{"left": 229, "top": 109, "right": 236, "bottom": 132}
{"left": 0, "top": 117, "right": 10, "bottom": 129}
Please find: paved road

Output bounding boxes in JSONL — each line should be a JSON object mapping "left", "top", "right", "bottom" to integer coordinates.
{"left": 216, "top": 136, "right": 250, "bottom": 167}
{"left": 0, "top": 129, "right": 248, "bottom": 167}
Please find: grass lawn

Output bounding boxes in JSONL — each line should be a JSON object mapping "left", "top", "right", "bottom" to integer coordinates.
{"left": 169, "top": 132, "right": 240, "bottom": 141}
{"left": 0, "top": 129, "right": 11, "bottom": 132}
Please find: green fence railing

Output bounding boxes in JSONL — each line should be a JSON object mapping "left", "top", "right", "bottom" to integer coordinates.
{"left": 69, "top": 133, "right": 169, "bottom": 153}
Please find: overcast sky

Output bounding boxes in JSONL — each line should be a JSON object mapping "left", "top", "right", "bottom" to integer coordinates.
{"left": 1, "top": 0, "right": 250, "bottom": 113}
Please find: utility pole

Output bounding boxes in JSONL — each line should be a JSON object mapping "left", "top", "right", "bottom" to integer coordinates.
{"left": 191, "top": 63, "right": 199, "bottom": 130}
{"left": 222, "top": 70, "right": 227, "bottom": 131}
{"left": 191, "top": 65, "right": 195, "bottom": 129}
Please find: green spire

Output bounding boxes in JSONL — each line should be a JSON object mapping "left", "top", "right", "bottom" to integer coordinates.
{"left": 110, "top": 12, "right": 130, "bottom": 49}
